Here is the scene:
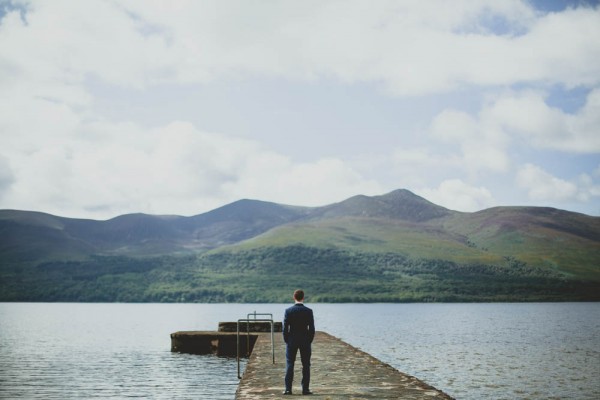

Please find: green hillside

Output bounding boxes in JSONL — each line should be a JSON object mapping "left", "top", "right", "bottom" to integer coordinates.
{"left": 219, "top": 209, "right": 599, "bottom": 282}
{"left": 2, "top": 246, "right": 596, "bottom": 303}
{"left": 442, "top": 207, "right": 600, "bottom": 280}
{"left": 221, "top": 217, "right": 502, "bottom": 264}
{"left": 0, "top": 190, "right": 598, "bottom": 302}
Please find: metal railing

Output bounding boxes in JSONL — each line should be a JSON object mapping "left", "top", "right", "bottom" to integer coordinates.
{"left": 237, "top": 312, "right": 275, "bottom": 379}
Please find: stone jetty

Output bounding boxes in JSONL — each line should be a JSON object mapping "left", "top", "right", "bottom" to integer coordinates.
{"left": 171, "top": 321, "right": 282, "bottom": 357}
{"left": 171, "top": 323, "right": 453, "bottom": 399}
{"left": 236, "top": 331, "right": 454, "bottom": 399}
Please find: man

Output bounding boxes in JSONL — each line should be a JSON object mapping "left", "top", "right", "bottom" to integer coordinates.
{"left": 283, "top": 289, "right": 315, "bottom": 395}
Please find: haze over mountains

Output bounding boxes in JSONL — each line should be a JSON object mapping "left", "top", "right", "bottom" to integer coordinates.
{"left": 1, "top": 189, "right": 598, "bottom": 302}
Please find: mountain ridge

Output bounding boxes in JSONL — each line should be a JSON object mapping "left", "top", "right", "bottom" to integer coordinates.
{"left": 1, "top": 189, "right": 599, "bottom": 302}
{"left": 1, "top": 189, "right": 598, "bottom": 262}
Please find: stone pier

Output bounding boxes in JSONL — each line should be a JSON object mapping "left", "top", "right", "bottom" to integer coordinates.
{"left": 171, "top": 323, "right": 453, "bottom": 399}
{"left": 171, "top": 321, "right": 282, "bottom": 357}
{"left": 235, "top": 331, "right": 454, "bottom": 399}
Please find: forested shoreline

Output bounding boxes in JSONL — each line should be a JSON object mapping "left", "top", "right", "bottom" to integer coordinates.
{"left": 2, "top": 246, "right": 597, "bottom": 303}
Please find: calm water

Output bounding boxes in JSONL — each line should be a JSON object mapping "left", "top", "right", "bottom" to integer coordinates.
{"left": 0, "top": 303, "right": 598, "bottom": 399}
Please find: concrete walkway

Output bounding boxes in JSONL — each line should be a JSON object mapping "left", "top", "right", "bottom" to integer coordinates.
{"left": 235, "top": 331, "right": 454, "bottom": 399}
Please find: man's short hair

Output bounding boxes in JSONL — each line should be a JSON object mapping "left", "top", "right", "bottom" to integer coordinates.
{"left": 293, "top": 289, "right": 304, "bottom": 301}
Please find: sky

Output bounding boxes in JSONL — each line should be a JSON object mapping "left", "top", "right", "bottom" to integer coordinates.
{"left": 0, "top": 0, "right": 599, "bottom": 220}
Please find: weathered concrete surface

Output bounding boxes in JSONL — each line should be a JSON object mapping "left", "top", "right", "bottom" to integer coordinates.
{"left": 236, "top": 332, "right": 454, "bottom": 399}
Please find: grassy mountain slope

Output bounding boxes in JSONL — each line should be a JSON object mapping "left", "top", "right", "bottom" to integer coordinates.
{"left": 218, "top": 196, "right": 599, "bottom": 282}
{"left": 222, "top": 217, "right": 502, "bottom": 264}
{"left": 442, "top": 207, "right": 600, "bottom": 279}
{"left": 1, "top": 190, "right": 598, "bottom": 302}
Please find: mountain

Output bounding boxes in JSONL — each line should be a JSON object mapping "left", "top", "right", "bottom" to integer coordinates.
{"left": 224, "top": 192, "right": 599, "bottom": 276}
{"left": 0, "top": 199, "right": 309, "bottom": 260}
{"left": 1, "top": 190, "right": 598, "bottom": 302}
{"left": 309, "top": 189, "right": 454, "bottom": 222}
{"left": 0, "top": 190, "right": 453, "bottom": 262}
{"left": 181, "top": 199, "right": 310, "bottom": 247}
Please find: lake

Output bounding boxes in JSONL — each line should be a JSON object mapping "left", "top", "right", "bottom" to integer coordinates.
{"left": 0, "top": 303, "right": 598, "bottom": 399}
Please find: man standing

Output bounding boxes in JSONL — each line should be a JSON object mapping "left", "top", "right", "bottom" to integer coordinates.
{"left": 283, "top": 289, "right": 315, "bottom": 395}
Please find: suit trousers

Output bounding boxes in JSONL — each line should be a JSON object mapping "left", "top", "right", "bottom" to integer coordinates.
{"left": 284, "top": 337, "right": 311, "bottom": 392}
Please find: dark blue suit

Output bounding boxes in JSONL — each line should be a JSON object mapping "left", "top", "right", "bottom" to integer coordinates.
{"left": 283, "top": 303, "right": 315, "bottom": 393}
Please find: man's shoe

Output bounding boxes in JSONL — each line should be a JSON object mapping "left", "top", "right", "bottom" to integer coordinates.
{"left": 302, "top": 390, "right": 313, "bottom": 395}
{"left": 283, "top": 390, "right": 293, "bottom": 395}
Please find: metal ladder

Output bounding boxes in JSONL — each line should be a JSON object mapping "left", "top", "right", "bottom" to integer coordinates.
{"left": 237, "top": 312, "right": 275, "bottom": 379}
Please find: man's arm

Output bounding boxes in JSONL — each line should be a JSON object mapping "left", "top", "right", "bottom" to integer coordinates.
{"left": 308, "top": 309, "right": 315, "bottom": 343}
{"left": 283, "top": 309, "right": 289, "bottom": 343}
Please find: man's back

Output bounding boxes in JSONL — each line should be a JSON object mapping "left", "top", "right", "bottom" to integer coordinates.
{"left": 283, "top": 303, "right": 315, "bottom": 343}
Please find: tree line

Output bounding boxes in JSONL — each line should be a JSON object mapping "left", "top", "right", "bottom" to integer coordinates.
{"left": 1, "top": 245, "right": 597, "bottom": 302}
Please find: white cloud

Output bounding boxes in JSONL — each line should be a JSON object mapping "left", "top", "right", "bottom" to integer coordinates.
{"left": 1, "top": 1, "right": 392, "bottom": 218}
{"left": 0, "top": 0, "right": 171, "bottom": 89}
{"left": 0, "top": 154, "right": 14, "bottom": 198}
{"left": 429, "top": 108, "right": 510, "bottom": 175}
{"left": 1, "top": 1, "right": 599, "bottom": 217}
{"left": 516, "top": 163, "right": 600, "bottom": 204}
{"left": 3, "top": 0, "right": 599, "bottom": 95}
{"left": 1, "top": 116, "right": 381, "bottom": 218}
{"left": 577, "top": 172, "right": 600, "bottom": 202}
{"left": 230, "top": 156, "right": 382, "bottom": 207}
{"left": 516, "top": 164, "right": 577, "bottom": 201}
{"left": 430, "top": 110, "right": 479, "bottom": 142}
{"left": 487, "top": 89, "right": 600, "bottom": 153}
{"left": 390, "top": 147, "right": 463, "bottom": 188}
{"left": 416, "top": 179, "right": 496, "bottom": 212}
{"left": 426, "top": 88, "right": 600, "bottom": 181}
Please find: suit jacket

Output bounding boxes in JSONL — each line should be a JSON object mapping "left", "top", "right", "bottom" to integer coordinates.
{"left": 283, "top": 303, "right": 315, "bottom": 344}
